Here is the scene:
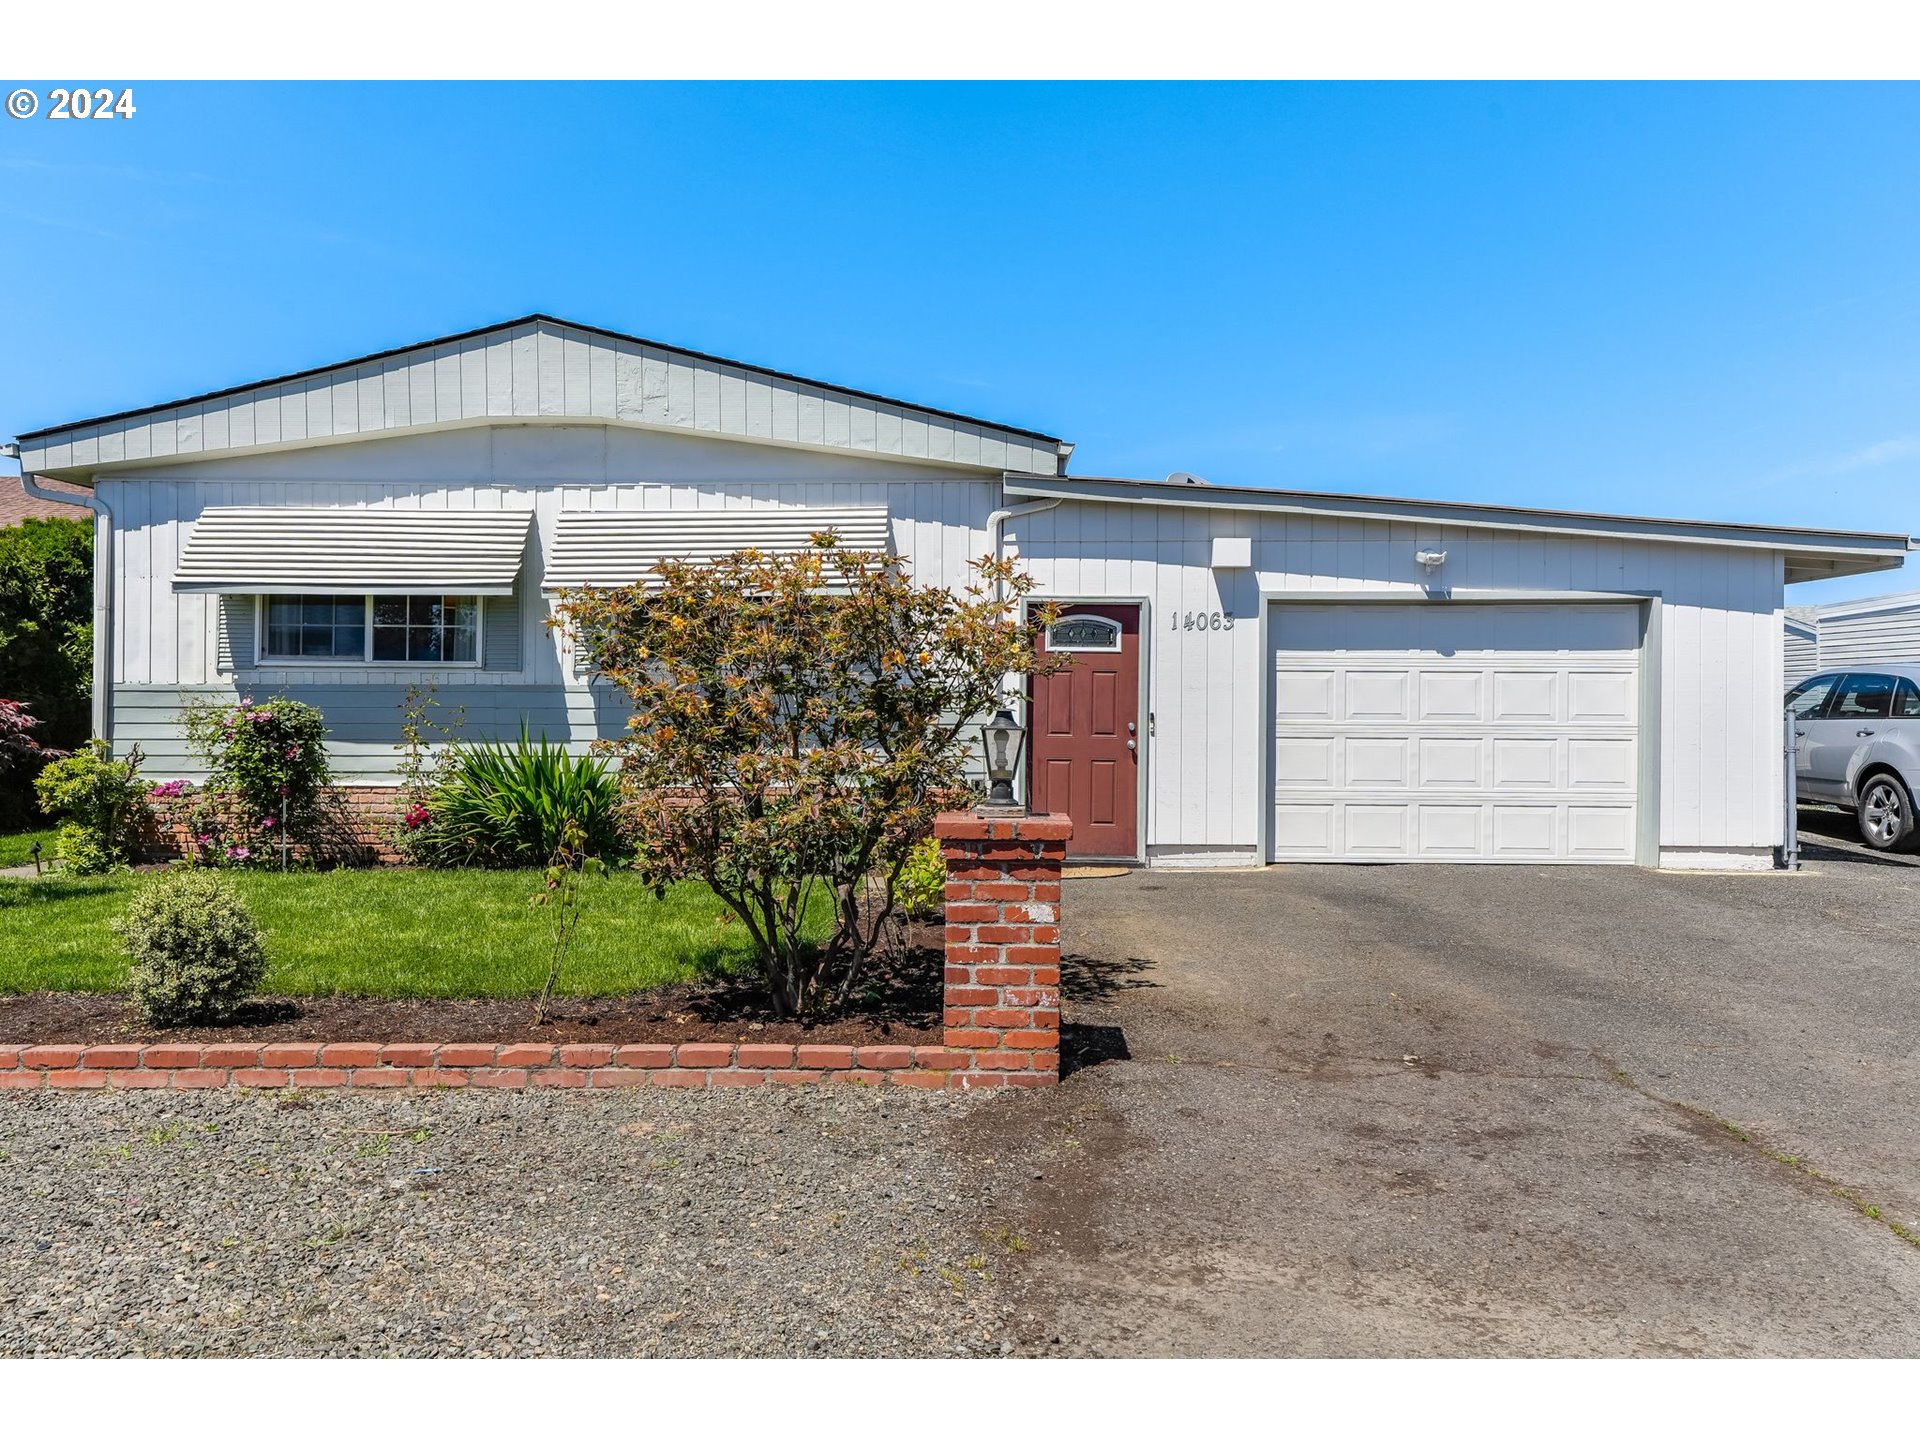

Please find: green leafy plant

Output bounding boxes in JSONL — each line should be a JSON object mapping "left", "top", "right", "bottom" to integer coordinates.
{"left": 114, "top": 869, "right": 268, "bottom": 1026}
{"left": 34, "top": 739, "right": 150, "bottom": 874}
{"left": 895, "top": 835, "right": 947, "bottom": 921}
{"left": 181, "top": 696, "right": 332, "bottom": 866}
{"left": 416, "top": 726, "right": 622, "bottom": 868}
{"left": 530, "top": 817, "right": 607, "bottom": 1024}
{"left": 554, "top": 543, "right": 1063, "bottom": 1018}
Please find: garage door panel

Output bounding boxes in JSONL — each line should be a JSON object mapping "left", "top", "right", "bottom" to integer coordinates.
{"left": 1491, "top": 737, "right": 1557, "bottom": 788}
{"left": 1346, "top": 737, "right": 1409, "bottom": 787}
{"left": 1345, "top": 671, "right": 1410, "bottom": 720}
{"left": 1417, "top": 736, "right": 1483, "bottom": 788}
{"left": 1274, "top": 737, "right": 1336, "bottom": 786}
{"left": 1273, "top": 804, "right": 1336, "bottom": 855}
{"left": 1272, "top": 603, "right": 1640, "bottom": 864}
{"left": 1276, "top": 670, "right": 1336, "bottom": 720}
{"left": 1569, "top": 671, "right": 1635, "bottom": 722}
{"left": 1417, "top": 671, "right": 1482, "bottom": 720}
{"left": 1491, "top": 805, "right": 1557, "bottom": 857}
{"left": 1568, "top": 738, "right": 1634, "bottom": 789}
{"left": 1346, "top": 805, "right": 1411, "bottom": 854}
{"left": 1417, "top": 805, "right": 1483, "bottom": 855}
{"left": 1492, "top": 671, "right": 1558, "bottom": 720}
{"left": 1568, "top": 806, "right": 1635, "bottom": 857}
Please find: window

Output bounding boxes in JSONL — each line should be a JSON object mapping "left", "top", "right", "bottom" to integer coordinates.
{"left": 1897, "top": 678, "right": 1920, "bottom": 719}
{"left": 258, "top": 595, "right": 481, "bottom": 665}
{"left": 263, "top": 596, "right": 366, "bottom": 660}
{"left": 373, "top": 596, "right": 479, "bottom": 663}
{"left": 1785, "top": 675, "right": 1836, "bottom": 719}
{"left": 1832, "top": 673, "right": 1896, "bottom": 720}
{"left": 1045, "top": 615, "right": 1123, "bottom": 652}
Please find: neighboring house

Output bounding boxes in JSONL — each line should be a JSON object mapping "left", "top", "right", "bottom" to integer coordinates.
{"left": 12, "top": 315, "right": 1915, "bottom": 871}
{"left": 1785, "top": 590, "right": 1920, "bottom": 683}
{"left": 1783, "top": 606, "right": 1822, "bottom": 686}
{"left": 0, "top": 473, "right": 89, "bottom": 526}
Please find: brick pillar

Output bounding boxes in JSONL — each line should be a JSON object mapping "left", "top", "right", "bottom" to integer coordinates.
{"left": 934, "top": 811, "right": 1071, "bottom": 1088}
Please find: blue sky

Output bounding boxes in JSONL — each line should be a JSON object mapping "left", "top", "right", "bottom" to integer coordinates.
{"left": 4, "top": 81, "right": 1917, "bottom": 600}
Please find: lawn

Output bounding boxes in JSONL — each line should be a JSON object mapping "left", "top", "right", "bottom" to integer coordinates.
{"left": 0, "top": 868, "right": 831, "bottom": 998}
{"left": 0, "top": 827, "right": 57, "bottom": 869}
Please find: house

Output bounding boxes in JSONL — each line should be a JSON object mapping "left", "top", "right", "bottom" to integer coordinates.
{"left": 1, "top": 473, "right": 89, "bottom": 526}
{"left": 10, "top": 315, "right": 1914, "bottom": 871}
{"left": 1783, "top": 590, "right": 1920, "bottom": 685}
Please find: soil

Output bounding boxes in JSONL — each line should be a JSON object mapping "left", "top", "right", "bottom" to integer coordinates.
{"left": 0, "top": 938, "right": 942, "bottom": 1047}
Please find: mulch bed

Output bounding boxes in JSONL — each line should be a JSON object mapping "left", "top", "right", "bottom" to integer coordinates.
{"left": 0, "top": 938, "right": 942, "bottom": 1048}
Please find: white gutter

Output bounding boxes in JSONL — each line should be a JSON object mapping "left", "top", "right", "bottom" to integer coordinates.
{"left": 11, "top": 457, "right": 112, "bottom": 743}
{"left": 986, "top": 495, "right": 1061, "bottom": 600}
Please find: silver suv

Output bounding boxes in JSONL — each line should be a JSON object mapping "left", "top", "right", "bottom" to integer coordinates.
{"left": 1787, "top": 666, "right": 1920, "bottom": 851}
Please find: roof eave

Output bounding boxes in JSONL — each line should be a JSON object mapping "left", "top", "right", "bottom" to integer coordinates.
{"left": 1004, "top": 472, "right": 1916, "bottom": 578}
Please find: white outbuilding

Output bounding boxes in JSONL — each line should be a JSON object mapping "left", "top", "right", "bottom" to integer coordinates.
{"left": 14, "top": 315, "right": 1913, "bottom": 871}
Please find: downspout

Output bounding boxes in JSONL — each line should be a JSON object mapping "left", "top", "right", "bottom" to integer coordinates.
{"left": 11, "top": 454, "right": 113, "bottom": 744}
{"left": 986, "top": 496, "right": 1062, "bottom": 602}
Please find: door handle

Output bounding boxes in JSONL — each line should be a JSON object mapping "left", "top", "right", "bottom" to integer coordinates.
{"left": 1126, "top": 739, "right": 1136, "bottom": 751}
{"left": 1857, "top": 729, "right": 1876, "bottom": 737}
{"left": 1794, "top": 730, "right": 1806, "bottom": 738}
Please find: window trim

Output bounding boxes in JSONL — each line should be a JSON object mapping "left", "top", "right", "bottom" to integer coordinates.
{"left": 252, "top": 594, "right": 486, "bottom": 669}
{"left": 1044, "top": 614, "right": 1125, "bottom": 653}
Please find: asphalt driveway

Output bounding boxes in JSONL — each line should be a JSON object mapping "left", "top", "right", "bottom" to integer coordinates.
{"left": 958, "top": 832, "right": 1920, "bottom": 1356}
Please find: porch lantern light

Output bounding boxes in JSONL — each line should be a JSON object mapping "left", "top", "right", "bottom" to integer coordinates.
{"left": 980, "top": 706, "right": 1027, "bottom": 810}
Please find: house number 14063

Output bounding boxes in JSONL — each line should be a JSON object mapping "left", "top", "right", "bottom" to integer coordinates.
{"left": 1173, "top": 610, "right": 1234, "bottom": 632}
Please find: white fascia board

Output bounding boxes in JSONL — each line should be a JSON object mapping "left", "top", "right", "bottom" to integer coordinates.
{"left": 1811, "top": 588, "right": 1920, "bottom": 622}
{"left": 1003, "top": 472, "right": 1917, "bottom": 572}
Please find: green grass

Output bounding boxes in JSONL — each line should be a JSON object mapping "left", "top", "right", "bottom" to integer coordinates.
{"left": 0, "top": 868, "right": 831, "bottom": 998}
{"left": 0, "top": 828, "right": 57, "bottom": 869}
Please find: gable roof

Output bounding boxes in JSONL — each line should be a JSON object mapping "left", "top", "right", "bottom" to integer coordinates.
{"left": 15, "top": 315, "right": 1070, "bottom": 479}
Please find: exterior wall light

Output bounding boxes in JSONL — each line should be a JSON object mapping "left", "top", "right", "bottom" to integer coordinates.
{"left": 1415, "top": 549, "right": 1448, "bottom": 572}
{"left": 980, "top": 706, "right": 1027, "bottom": 810}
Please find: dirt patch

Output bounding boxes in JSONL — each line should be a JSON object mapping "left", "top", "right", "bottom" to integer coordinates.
{"left": 0, "top": 940, "right": 941, "bottom": 1047}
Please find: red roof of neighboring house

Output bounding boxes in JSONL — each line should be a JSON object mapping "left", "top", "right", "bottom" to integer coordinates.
{"left": 0, "top": 474, "right": 90, "bottom": 526}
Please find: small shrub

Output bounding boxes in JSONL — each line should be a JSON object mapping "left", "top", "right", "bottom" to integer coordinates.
{"left": 415, "top": 727, "right": 621, "bottom": 867}
{"left": 896, "top": 835, "right": 946, "bottom": 920}
{"left": 33, "top": 740, "right": 150, "bottom": 874}
{"left": 115, "top": 870, "right": 268, "bottom": 1026}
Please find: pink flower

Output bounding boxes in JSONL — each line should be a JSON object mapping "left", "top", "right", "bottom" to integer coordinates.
{"left": 285, "top": 745, "right": 300, "bottom": 758}
{"left": 404, "top": 803, "right": 430, "bottom": 830}
{"left": 226, "top": 845, "right": 251, "bottom": 861}
{"left": 196, "top": 833, "right": 213, "bottom": 844}
{"left": 260, "top": 815, "right": 276, "bottom": 829}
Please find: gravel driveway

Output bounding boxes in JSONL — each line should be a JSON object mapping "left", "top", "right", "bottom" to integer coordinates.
{"left": 0, "top": 1087, "right": 1027, "bottom": 1357}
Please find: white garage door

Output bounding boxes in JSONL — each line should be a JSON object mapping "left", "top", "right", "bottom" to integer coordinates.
{"left": 1270, "top": 603, "right": 1642, "bottom": 863}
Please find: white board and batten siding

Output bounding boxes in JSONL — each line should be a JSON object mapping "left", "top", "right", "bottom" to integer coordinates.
{"left": 1008, "top": 500, "right": 1786, "bottom": 867}
{"left": 18, "top": 317, "right": 1063, "bottom": 479}
{"left": 103, "top": 424, "right": 1001, "bottom": 784}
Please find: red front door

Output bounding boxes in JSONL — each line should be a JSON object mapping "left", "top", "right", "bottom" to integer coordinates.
{"left": 1028, "top": 603, "right": 1141, "bottom": 859}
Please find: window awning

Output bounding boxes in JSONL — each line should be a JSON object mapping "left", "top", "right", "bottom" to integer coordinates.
{"left": 542, "top": 507, "right": 891, "bottom": 590}
{"left": 172, "top": 506, "right": 533, "bottom": 596}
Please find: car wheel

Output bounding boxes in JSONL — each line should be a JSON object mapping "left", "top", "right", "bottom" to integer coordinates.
{"left": 1857, "top": 773, "right": 1920, "bottom": 852}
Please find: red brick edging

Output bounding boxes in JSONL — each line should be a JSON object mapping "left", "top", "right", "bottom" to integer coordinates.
{"left": 5, "top": 811, "right": 1073, "bottom": 1095}
{"left": 0, "top": 1040, "right": 989, "bottom": 1091}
